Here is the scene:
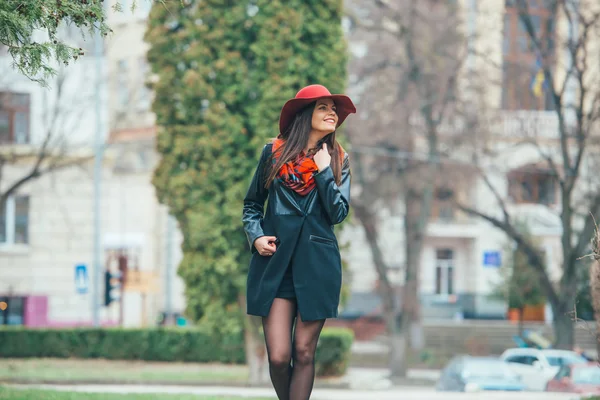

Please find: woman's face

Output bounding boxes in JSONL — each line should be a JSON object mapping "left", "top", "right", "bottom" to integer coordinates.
{"left": 311, "top": 98, "right": 338, "bottom": 136}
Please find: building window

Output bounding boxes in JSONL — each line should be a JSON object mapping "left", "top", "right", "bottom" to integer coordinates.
{"left": 435, "top": 249, "right": 454, "bottom": 295}
{"left": 0, "top": 296, "right": 24, "bottom": 325}
{"left": 502, "top": 0, "right": 555, "bottom": 110}
{"left": 117, "top": 59, "right": 129, "bottom": 109}
{"left": 0, "top": 195, "right": 30, "bottom": 245}
{"left": 508, "top": 168, "right": 557, "bottom": 205}
{"left": 432, "top": 187, "right": 456, "bottom": 222}
{"left": 0, "top": 92, "right": 30, "bottom": 144}
{"left": 431, "top": 202, "right": 456, "bottom": 223}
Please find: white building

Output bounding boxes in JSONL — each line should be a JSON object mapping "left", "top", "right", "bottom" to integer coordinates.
{"left": 0, "top": 27, "right": 109, "bottom": 325}
{"left": 0, "top": 4, "right": 186, "bottom": 327}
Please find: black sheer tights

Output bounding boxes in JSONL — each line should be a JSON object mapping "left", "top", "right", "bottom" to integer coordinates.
{"left": 262, "top": 298, "right": 326, "bottom": 400}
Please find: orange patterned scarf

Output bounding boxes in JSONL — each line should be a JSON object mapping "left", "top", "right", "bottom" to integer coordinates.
{"left": 271, "top": 138, "right": 344, "bottom": 196}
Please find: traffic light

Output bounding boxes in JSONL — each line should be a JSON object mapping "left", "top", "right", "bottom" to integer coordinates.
{"left": 103, "top": 270, "right": 122, "bottom": 306}
{"left": 103, "top": 255, "right": 128, "bottom": 307}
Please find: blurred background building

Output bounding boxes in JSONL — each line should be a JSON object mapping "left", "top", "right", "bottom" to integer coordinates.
{"left": 0, "top": 2, "right": 186, "bottom": 327}
{"left": 0, "top": 0, "right": 596, "bottom": 330}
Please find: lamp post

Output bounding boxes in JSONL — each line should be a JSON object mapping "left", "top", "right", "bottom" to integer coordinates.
{"left": 92, "top": 4, "right": 107, "bottom": 327}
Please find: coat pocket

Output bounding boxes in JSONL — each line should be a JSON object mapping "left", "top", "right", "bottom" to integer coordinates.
{"left": 309, "top": 234, "right": 335, "bottom": 246}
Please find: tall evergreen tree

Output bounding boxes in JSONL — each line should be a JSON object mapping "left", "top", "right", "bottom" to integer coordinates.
{"left": 145, "top": 0, "right": 348, "bottom": 339}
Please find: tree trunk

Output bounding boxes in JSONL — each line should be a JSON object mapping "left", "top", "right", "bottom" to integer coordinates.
{"left": 353, "top": 203, "right": 403, "bottom": 375}
{"left": 589, "top": 258, "right": 600, "bottom": 357}
{"left": 552, "top": 304, "right": 575, "bottom": 350}
{"left": 403, "top": 189, "right": 427, "bottom": 352}
{"left": 240, "top": 296, "right": 269, "bottom": 385}
{"left": 518, "top": 307, "right": 524, "bottom": 338}
{"left": 388, "top": 331, "right": 408, "bottom": 379}
{"left": 352, "top": 204, "right": 396, "bottom": 324}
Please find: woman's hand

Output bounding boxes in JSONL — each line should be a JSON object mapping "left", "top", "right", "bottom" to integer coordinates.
{"left": 314, "top": 143, "right": 331, "bottom": 171}
{"left": 254, "top": 236, "right": 277, "bottom": 256}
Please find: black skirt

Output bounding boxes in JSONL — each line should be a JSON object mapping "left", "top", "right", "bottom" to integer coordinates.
{"left": 275, "top": 263, "right": 296, "bottom": 299}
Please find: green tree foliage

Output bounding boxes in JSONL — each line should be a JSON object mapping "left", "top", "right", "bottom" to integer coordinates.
{"left": 0, "top": 0, "right": 155, "bottom": 85}
{"left": 502, "top": 245, "right": 546, "bottom": 310}
{"left": 145, "top": 0, "right": 348, "bottom": 333}
{"left": 1, "top": 0, "right": 107, "bottom": 84}
{"left": 493, "top": 225, "right": 546, "bottom": 333}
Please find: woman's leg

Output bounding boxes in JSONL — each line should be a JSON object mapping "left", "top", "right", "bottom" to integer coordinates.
{"left": 262, "top": 298, "right": 297, "bottom": 400}
{"left": 289, "top": 313, "right": 325, "bottom": 400}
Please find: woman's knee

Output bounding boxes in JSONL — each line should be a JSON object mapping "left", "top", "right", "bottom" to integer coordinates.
{"left": 268, "top": 349, "right": 292, "bottom": 369}
{"left": 293, "top": 343, "right": 316, "bottom": 366}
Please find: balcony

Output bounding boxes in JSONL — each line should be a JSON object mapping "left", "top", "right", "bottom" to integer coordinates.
{"left": 494, "top": 110, "right": 560, "bottom": 140}
{"left": 427, "top": 220, "right": 481, "bottom": 239}
{"left": 409, "top": 110, "right": 561, "bottom": 141}
{"left": 427, "top": 203, "right": 481, "bottom": 238}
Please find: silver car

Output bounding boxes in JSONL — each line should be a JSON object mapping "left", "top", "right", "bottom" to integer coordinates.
{"left": 437, "top": 356, "right": 525, "bottom": 392}
{"left": 500, "top": 348, "right": 588, "bottom": 391}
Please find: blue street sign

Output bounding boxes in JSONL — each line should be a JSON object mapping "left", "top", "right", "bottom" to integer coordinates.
{"left": 75, "top": 264, "right": 89, "bottom": 294}
{"left": 483, "top": 251, "right": 502, "bottom": 268}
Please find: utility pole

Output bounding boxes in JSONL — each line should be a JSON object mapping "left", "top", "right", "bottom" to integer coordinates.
{"left": 92, "top": 7, "right": 106, "bottom": 327}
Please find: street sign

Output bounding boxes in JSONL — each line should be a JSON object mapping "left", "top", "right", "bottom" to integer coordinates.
{"left": 483, "top": 251, "right": 501, "bottom": 268}
{"left": 124, "top": 270, "right": 159, "bottom": 293}
{"left": 75, "top": 264, "right": 89, "bottom": 294}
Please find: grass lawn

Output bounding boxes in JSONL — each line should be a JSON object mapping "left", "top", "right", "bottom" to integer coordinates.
{"left": 0, "top": 386, "right": 274, "bottom": 400}
{"left": 0, "top": 359, "right": 248, "bottom": 385}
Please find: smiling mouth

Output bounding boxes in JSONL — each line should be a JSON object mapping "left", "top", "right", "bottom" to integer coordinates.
{"left": 324, "top": 119, "right": 336, "bottom": 124}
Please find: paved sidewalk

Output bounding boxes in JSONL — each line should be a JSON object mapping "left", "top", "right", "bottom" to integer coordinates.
{"left": 8, "top": 383, "right": 580, "bottom": 400}
{"left": 341, "top": 367, "right": 440, "bottom": 389}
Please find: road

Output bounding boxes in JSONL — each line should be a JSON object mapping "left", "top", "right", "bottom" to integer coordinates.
{"left": 12, "top": 384, "right": 584, "bottom": 400}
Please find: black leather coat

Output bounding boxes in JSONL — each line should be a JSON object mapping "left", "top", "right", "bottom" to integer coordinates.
{"left": 242, "top": 143, "right": 351, "bottom": 321}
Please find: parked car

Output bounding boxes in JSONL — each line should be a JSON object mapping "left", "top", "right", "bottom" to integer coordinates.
{"left": 546, "top": 362, "right": 600, "bottom": 395}
{"left": 500, "top": 348, "right": 588, "bottom": 391}
{"left": 436, "top": 356, "right": 526, "bottom": 392}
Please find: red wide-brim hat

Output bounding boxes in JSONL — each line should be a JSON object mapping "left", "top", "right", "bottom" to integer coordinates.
{"left": 279, "top": 84, "right": 357, "bottom": 135}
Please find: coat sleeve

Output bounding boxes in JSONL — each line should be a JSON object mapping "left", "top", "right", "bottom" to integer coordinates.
{"left": 242, "top": 144, "right": 272, "bottom": 253}
{"left": 314, "top": 153, "right": 351, "bottom": 225}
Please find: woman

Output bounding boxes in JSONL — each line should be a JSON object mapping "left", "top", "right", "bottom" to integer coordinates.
{"left": 242, "top": 84, "right": 356, "bottom": 400}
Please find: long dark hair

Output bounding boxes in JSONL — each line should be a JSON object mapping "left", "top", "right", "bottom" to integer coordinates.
{"left": 265, "top": 101, "right": 344, "bottom": 188}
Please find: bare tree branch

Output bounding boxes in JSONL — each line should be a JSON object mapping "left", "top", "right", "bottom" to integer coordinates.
{"left": 573, "top": 193, "right": 600, "bottom": 266}
{"left": 345, "top": 0, "right": 474, "bottom": 374}
{"left": 0, "top": 62, "right": 95, "bottom": 204}
{"left": 477, "top": 162, "right": 511, "bottom": 223}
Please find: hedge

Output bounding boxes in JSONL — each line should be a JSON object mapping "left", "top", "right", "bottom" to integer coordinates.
{"left": 0, "top": 326, "right": 353, "bottom": 377}
{"left": 314, "top": 327, "right": 355, "bottom": 376}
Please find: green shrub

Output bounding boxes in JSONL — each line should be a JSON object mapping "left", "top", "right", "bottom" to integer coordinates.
{"left": 0, "top": 327, "right": 244, "bottom": 364}
{"left": 0, "top": 326, "right": 353, "bottom": 377}
{"left": 315, "top": 328, "right": 354, "bottom": 377}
